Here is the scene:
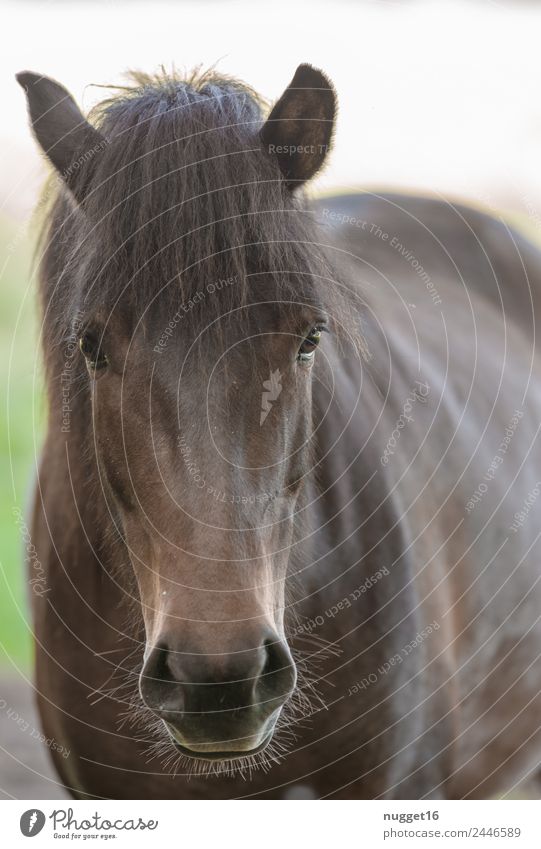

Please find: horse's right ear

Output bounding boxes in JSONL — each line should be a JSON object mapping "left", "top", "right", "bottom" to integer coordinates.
{"left": 260, "top": 64, "right": 336, "bottom": 190}
{"left": 16, "top": 71, "right": 106, "bottom": 204}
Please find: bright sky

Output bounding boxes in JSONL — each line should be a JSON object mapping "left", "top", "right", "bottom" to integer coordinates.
{"left": 2, "top": 0, "right": 541, "bottom": 223}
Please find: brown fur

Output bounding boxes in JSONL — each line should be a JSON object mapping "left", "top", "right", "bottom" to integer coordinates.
{"left": 18, "top": 66, "right": 541, "bottom": 798}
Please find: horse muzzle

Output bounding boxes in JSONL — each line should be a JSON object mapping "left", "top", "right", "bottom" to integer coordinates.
{"left": 139, "top": 631, "right": 296, "bottom": 760}
{"left": 165, "top": 719, "right": 277, "bottom": 761}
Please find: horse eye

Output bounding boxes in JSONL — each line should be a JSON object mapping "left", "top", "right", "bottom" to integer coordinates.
{"left": 297, "top": 327, "right": 323, "bottom": 364}
{"left": 79, "top": 333, "right": 108, "bottom": 371}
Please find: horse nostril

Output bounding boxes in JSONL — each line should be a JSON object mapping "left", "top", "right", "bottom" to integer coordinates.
{"left": 258, "top": 636, "right": 297, "bottom": 701}
{"left": 140, "top": 642, "right": 185, "bottom": 715}
{"left": 262, "top": 638, "right": 281, "bottom": 677}
{"left": 153, "top": 643, "right": 171, "bottom": 679}
{"left": 148, "top": 641, "right": 189, "bottom": 687}
{"left": 264, "top": 636, "right": 293, "bottom": 673}
{"left": 144, "top": 643, "right": 173, "bottom": 683}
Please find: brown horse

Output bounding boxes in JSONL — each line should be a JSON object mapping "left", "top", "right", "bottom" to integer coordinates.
{"left": 17, "top": 63, "right": 541, "bottom": 799}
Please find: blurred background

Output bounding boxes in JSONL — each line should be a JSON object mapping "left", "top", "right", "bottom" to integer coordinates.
{"left": 2, "top": 0, "right": 541, "bottom": 797}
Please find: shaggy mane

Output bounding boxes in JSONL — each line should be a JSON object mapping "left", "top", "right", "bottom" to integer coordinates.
{"left": 38, "top": 66, "right": 364, "bottom": 384}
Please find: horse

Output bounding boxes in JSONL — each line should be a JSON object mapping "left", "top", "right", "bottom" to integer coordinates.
{"left": 17, "top": 63, "right": 541, "bottom": 799}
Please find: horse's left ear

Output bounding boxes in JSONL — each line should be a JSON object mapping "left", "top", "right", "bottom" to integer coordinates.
{"left": 16, "top": 70, "right": 106, "bottom": 204}
{"left": 260, "top": 64, "right": 336, "bottom": 190}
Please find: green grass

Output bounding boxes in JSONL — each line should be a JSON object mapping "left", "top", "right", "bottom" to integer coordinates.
{"left": 0, "top": 213, "right": 45, "bottom": 670}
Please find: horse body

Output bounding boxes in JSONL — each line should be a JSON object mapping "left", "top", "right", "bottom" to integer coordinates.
{"left": 20, "top": 67, "right": 541, "bottom": 799}
{"left": 312, "top": 192, "right": 541, "bottom": 798}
